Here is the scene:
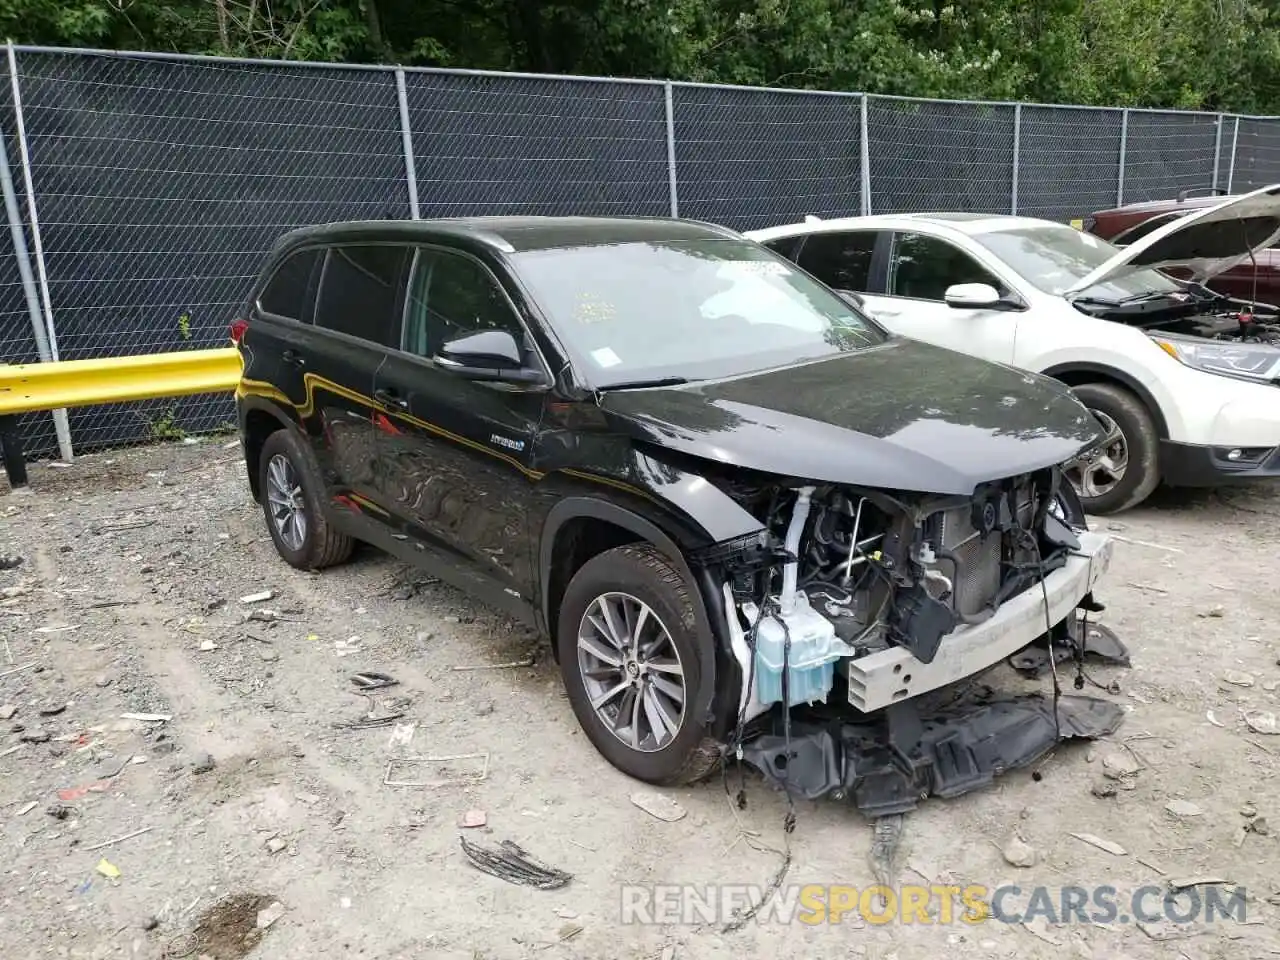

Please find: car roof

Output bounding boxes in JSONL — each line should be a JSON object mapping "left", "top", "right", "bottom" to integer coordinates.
{"left": 272, "top": 216, "right": 741, "bottom": 254}
{"left": 746, "top": 212, "right": 1066, "bottom": 241}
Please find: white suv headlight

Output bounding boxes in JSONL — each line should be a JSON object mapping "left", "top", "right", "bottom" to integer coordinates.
{"left": 1151, "top": 335, "right": 1280, "bottom": 383}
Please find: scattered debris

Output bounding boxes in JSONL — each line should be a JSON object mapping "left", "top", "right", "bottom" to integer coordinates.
{"left": 264, "top": 836, "right": 287, "bottom": 854}
{"left": 142, "top": 916, "right": 159, "bottom": 931}
{"left": 1247, "top": 816, "right": 1270, "bottom": 836}
{"left": 1022, "top": 915, "right": 1062, "bottom": 946}
{"left": 57, "top": 780, "right": 112, "bottom": 802}
{"left": 553, "top": 922, "right": 584, "bottom": 944}
{"left": 1241, "top": 802, "right": 1257, "bottom": 818}
{"left": 384, "top": 753, "right": 489, "bottom": 787}
{"left": 37, "top": 702, "right": 67, "bottom": 717}
{"left": 1135, "top": 854, "right": 1166, "bottom": 874}
{"left": 1125, "top": 581, "right": 1167, "bottom": 594}
{"left": 191, "top": 893, "right": 278, "bottom": 959}
{"left": 46, "top": 803, "right": 72, "bottom": 820}
{"left": 247, "top": 609, "right": 299, "bottom": 623}
{"left": 1071, "top": 832, "right": 1126, "bottom": 856}
{"left": 191, "top": 753, "right": 216, "bottom": 775}
{"left": 240, "top": 591, "right": 274, "bottom": 604}
{"left": 120, "top": 713, "right": 171, "bottom": 723}
{"left": 1137, "top": 919, "right": 1198, "bottom": 941}
{"left": 333, "top": 636, "right": 362, "bottom": 657}
{"left": 475, "top": 700, "right": 495, "bottom": 717}
{"left": 1165, "top": 799, "right": 1203, "bottom": 818}
{"left": 452, "top": 657, "right": 535, "bottom": 672}
{"left": 0, "top": 662, "right": 36, "bottom": 679}
{"left": 84, "top": 825, "right": 154, "bottom": 852}
{"left": 18, "top": 730, "right": 50, "bottom": 744}
{"left": 1001, "top": 834, "right": 1038, "bottom": 868}
{"left": 198, "top": 639, "right": 218, "bottom": 652}
{"left": 1244, "top": 712, "right": 1280, "bottom": 735}
{"left": 555, "top": 908, "right": 579, "bottom": 920}
{"left": 351, "top": 671, "right": 397, "bottom": 691}
{"left": 1206, "top": 711, "right": 1226, "bottom": 728}
{"left": 256, "top": 901, "right": 286, "bottom": 930}
{"left": 459, "top": 809, "right": 487, "bottom": 828}
{"left": 1222, "top": 670, "right": 1255, "bottom": 687}
{"left": 1101, "top": 751, "right": 1141, "bottom": 780}
{"left": 459, "top": 836, "right": 572, "bottom": 890}
{"left": 630, "top": 791, "right": 687, "bottom": 823}
{"left": 1169, "top": 876, "right": 1232, "bottom": 891}
{"left": 0, "top": 554, "right": 22, "bottom": 570}
{"left": 0, "top": 704, "right": 16, "bottom": 720}
{"left": 1199, "top": 604, "right": 1226, "bottom": 619}
{"left": 15, "top": 800, "right": 37, "bottom": 816}
{"left": 1110, "top": 534, "right": 1183, "bottom": 554}
{"left": 96, "top": 858, "right": 121, "bottom": 879}
{"left": 1091, "top": 781, "right": 1118, "bottom": 798}
{"left": 387, "top": 721, "right": 417, "bottom": 751}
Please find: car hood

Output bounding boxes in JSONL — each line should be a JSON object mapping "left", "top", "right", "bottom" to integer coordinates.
{"left": 599, "top": 338, "right": 1101, "bottom": 495}
{"left": 1064, "top": 183, "right": 1280, "bottom": 297}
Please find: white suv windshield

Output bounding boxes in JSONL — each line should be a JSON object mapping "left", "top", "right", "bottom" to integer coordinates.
{"left": 974, "top": 225, "right": 1183, "bottom": 301}
{"left": 512, "top": 238, "right": 888, "bottom": 387}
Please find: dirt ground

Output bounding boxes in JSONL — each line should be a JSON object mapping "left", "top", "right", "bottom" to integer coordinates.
{"left": 2, "top": 439, "right": 1279, "bottom": 960}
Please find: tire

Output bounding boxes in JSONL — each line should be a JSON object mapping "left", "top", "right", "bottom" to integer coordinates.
{"left": 258, "top": 428, "right": 355, "bottom": 570}
{"left": 1064, "top": 382, "right": 1160, "bottom": 515}
{"left": 556, "top": 543, "right": 723, "bottom": 786}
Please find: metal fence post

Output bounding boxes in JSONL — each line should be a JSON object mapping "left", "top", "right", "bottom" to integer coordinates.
{"left": 6, "top": 43, "right": 72, "bottom": 462}
{"left": 394, "top": 69, "right": 420, "bottom": 220}
{"left": 1228, "top": 116, "right": 1240, "bottom": 193}
{"left": 1116, "top": 108, "right": 1129, "bottom": 207}
{"left": 663, "top": 82, "right": 679, "bottom": 218}
{"left": 859, "top": 93, "right": 871, "bottom": 215}
{"left": 1011, "top": 103, "right": 1021, "bottom": 215}
{"left": 1212, "top": 113, "right": 1224, "bottom": 190}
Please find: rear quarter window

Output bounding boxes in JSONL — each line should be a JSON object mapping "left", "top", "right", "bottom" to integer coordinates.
{"left": 257, "top": 249, "right": 322, "bottom": 320}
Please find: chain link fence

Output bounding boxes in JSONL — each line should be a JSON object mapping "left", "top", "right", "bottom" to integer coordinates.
{"left": 0, "top": 46, "right": 1278, "bottom": 458}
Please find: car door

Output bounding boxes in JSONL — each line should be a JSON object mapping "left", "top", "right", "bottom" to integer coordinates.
{"left": 872, "top": 231, "right": 1019, "bottom": 364}
{"left": 305, "top": 242, "right": 411, "bottom": 546}
{"left": 368, "top": 245, "right": 547, "bottom": 620}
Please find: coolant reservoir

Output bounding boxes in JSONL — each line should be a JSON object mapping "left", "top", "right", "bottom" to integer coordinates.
{"left": 744, "top": 594, "right": 854, "bottom": 707}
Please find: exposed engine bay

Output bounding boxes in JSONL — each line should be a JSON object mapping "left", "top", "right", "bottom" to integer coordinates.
{"left": 1074, "top": 285, "right": 1280, "bottom": 344}
{"left": 695, "top": 466, "right": 1128, "bottom": 816}
{"left": 703, "top": 464, "right": 1088, "bottom": 720}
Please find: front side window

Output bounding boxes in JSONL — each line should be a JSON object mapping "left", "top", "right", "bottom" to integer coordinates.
{"left": 888, "top": 233, "right": 1003, "bottom": 302}
{"left": 510, "top": 238, "right": 887, "bottom": 387}
{"left": 314, "top": 245, "right": 409, "bottom": 345}
{"left": 258, "top": 249, "right": 321, "bottom": 320}
{"left": 402, "top": 248, "right": 525, "bottom": 359}
{"left": 794, "top": 230, "right": 880, "bottom": 293}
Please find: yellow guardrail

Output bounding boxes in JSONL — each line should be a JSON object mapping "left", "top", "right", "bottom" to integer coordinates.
{"left": 0, "top": 347, "right": 242, "bottom": 416}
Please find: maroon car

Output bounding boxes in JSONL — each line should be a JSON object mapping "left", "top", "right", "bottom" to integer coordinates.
{"left": 1082, "top": 188, "right": 1280, "bottom": 303}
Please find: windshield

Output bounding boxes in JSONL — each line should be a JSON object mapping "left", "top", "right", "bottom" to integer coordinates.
{"left": 973, "top": 225, "right": 1184, "bottom": 301}
{"left": 511, "top": 238, "right": 888, "bottom": 387}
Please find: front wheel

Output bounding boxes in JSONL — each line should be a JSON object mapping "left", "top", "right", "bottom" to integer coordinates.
{"left": 1063, "top": 382, "right": 1160, "bottom": 515}
{"left": 556, "top": 544, "right": 723, "bottom": 786}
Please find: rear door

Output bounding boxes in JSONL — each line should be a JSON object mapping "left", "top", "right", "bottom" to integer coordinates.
{"left": 306, "top": 243, "right": 411, "bottom": 542}
{"left": 245, "top": 247, "right": 324, "bottom": 413}
{"left": 368, "top": 245, "right": 548, "bottom": 618}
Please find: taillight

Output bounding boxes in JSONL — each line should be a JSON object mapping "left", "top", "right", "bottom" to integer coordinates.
{"left": 229, "top": 318, "right": 248, "bottom": 345}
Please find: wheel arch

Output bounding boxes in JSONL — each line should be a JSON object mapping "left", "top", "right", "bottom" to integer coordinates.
{"left": 1041, "top": 362, "right": 1170, "bottom": 440}
{"left": 238, "top": 398, "right": 297, "bottom": 502}
{"left": 539, "top": 497, "right": 739, "bottom": 739}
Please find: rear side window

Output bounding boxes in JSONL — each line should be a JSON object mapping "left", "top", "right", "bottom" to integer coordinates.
{"left": 761, "top": 235, "right": 803, "bottom": 260}
{"left": 257, "top": 249, "right": 321, "bottom": 320}
{"left": 314, "top": 245, "right": 410, "bottom": 345}
{"left": 794, "top": 231, "right": 879, "bottom": 292}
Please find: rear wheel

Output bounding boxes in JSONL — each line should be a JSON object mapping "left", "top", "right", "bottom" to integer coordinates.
{"left": 1063, "top": 382, "right": 1160, "bottom": 515}
{"left": 556, "top": 544, "right": 723, "bottom": 786}
{"left": 258, "top": 429, "right": 354, "bottom": 570}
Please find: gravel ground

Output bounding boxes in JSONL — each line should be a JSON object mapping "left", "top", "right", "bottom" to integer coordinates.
{"left": 2, "top": 439, "right": 1279, "bottom": 960}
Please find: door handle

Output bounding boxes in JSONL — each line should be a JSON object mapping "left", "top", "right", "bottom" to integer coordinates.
{"left": 374, "top": 387, "right": 408, "bottom": 410}
{"left": 281, "top": 349, "right": 305, "bottom": 367}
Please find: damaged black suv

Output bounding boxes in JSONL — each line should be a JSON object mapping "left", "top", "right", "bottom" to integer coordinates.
{"left": 234, "top": 216, "right": 1115, "bottom": 800}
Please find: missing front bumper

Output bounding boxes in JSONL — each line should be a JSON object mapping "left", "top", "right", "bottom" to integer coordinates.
{"left": 846, "top": 530, "right": 1113, "bottom": 712}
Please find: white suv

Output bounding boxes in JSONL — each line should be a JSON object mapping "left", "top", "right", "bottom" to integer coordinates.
{"left": 747, "top": 185, "right": 1280, "bottom": 513}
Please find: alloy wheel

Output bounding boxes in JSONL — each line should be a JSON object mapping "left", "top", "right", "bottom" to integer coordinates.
{"left": 576, "top": 592, "right": 686, "bottom": 753}
{"left": 1064, "top": 409, "right": 1129, "bottom": 501}
{"left": 265, "top": 452, "right": 308, "bottom": 551}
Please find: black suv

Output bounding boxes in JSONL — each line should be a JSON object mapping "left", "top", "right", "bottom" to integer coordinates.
{"left": 233, "top": 216, "right": 1111, "bottom": 793}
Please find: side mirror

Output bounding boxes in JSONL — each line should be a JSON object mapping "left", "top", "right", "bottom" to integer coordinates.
{"left": 434, "top": 329, "right": 545, "bottom": 384}
{"left": 944, "top": 282, "right": 1015, "bottom": 311}
{"left": 836, "top": 289, "right": 865, "bottom": 309}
